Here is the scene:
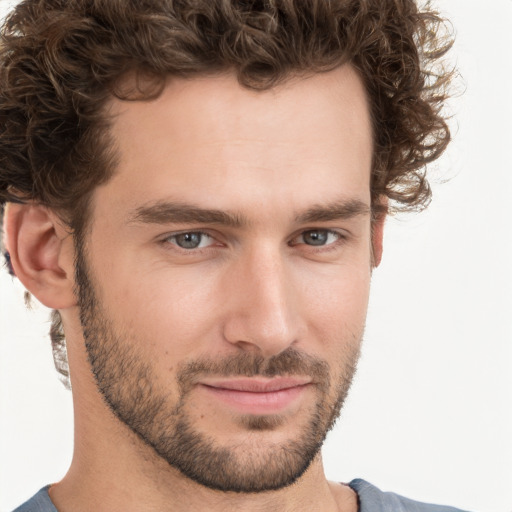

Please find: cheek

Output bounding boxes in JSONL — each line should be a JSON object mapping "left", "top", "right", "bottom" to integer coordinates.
{"left": 297, "top": 264, "right": 371, "bottom": 354}
{"left": 296, "top": 261, "right": 372, "bottom": 318}
{"left": 89, "top": 225, "right": 373, "bottom": 365}
{"left": 96, "top": 261, "right": 223, "bottom": 359}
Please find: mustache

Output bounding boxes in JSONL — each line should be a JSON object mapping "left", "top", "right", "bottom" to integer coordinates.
{"left": 177, "top": 348, "right": 330, "bottom": 392}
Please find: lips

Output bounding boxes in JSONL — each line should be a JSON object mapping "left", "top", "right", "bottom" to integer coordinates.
{"left": 198, "top": 377, "right": 312, "bottom": 414}
{"left": 201, "top": 377, "right": 312, "bottom": 392}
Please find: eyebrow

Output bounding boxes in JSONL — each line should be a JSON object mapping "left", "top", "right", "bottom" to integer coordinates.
{"left": 128, "top": 198, "right": 370, "bottom": 228}
{"left": 129, "top": 202, "right": 248, "bottom": 228}
{"left": 295, "top": 199, "right": 371, "bottom": 223}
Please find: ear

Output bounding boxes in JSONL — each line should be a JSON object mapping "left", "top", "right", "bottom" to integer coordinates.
{"left": 4, "top": 202, "right": 77, "bottom": 309}
{"left": 371, "top": 199, "right": 387, "bottom": 268}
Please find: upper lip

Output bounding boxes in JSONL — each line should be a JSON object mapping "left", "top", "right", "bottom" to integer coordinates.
{"left": 199, "top": 377, "right": 312, "bottom": 393}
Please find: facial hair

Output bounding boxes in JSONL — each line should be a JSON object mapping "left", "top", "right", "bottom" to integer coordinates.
{"left": 74, "top": 241, "right": 361, "bottom": 493}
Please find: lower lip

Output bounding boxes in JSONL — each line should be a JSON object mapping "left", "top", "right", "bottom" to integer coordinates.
{"left": 200, "top": 384, "right": 310, "bottom": 414}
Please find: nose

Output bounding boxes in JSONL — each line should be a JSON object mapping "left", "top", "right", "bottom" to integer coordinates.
{"left": 221, "top": 245, "right": 303, "bottom": 358}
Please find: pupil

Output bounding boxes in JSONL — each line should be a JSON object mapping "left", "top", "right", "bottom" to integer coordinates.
{"left": 177, "top": 232, "right": 201, "bottom": 248}
{"left": 305, "top": 230, "right": 327, "bottom": 246}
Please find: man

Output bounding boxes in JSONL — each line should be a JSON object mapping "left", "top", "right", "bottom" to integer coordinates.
{"left": 0, "top": 0, "right": 468, "bottom": 511}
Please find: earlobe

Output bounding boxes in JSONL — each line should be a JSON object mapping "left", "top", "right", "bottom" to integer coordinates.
{"left": 4, "top": 202, "right": 77, "bottom": 309}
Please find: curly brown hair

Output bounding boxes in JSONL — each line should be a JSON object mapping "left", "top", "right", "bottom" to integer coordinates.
{"left": 0, "top": 0, "right": 454, "bottom": 381}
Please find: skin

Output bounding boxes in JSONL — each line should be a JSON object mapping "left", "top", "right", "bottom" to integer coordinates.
{"left": 5, "top": 64, "right": 383, "bottom": 512}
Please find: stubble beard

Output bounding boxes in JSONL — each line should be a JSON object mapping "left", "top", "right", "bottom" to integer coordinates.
{"left": 74, "top": 243, "right": 362, "bottom": 493}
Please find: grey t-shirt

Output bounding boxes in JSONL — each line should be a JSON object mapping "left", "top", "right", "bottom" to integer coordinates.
{"left": 12, "top": 480, "right": 471, "bottom": 512}
{"left": 349, "top": 479, "right": 470, "bottom": 512}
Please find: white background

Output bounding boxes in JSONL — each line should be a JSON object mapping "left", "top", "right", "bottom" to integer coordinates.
{"left": 0, "top": 0, "right": 511, "bottom": 511}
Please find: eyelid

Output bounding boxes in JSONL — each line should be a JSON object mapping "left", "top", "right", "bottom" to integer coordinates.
{"left": 289, "top": 228, "right": 348, "bottom": 248}
{"left": 157, "top": 227, "right": 349, "bottom": 253}
{"left": 160, "top": 229, "right": 218, "bottom": 250}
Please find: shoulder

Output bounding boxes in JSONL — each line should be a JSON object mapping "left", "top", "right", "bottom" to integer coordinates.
{"left": 348, "top": 479, "right": 472, "bottom": 512}
{"left": 11, "top": 487, "right": 57, "bottom": 512}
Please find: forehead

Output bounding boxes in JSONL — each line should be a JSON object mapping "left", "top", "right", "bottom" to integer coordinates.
{"left": 96, "top": 66, "right": 373, "bottom": 221}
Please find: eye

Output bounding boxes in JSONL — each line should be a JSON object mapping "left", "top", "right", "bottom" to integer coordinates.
{"left": 166, "top": 231, "right": 214, "bottom": 250}
{"left": 293, "top": 229, "right": 342, "bottom": 247}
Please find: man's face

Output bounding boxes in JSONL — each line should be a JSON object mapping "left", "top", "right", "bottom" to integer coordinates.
{"left": 75, "top": 66, "right": 376, "bottom": 492}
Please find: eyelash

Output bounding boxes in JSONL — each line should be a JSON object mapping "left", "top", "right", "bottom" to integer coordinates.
{"left": 162, "top": 230, "right": 217, "bottom": 251}
{"left": 289, "top": 229, "right": 346, "bottom": 251}
{"left": 160, "top": 228, "right": 348, "bottom": 254}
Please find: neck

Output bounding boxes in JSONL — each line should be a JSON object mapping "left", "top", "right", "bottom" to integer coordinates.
{"left": 51, "top": 433, "right": 355, "bottom": 512}
{"left": 50, "top": 391, "right": 356, "bottom": 512}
